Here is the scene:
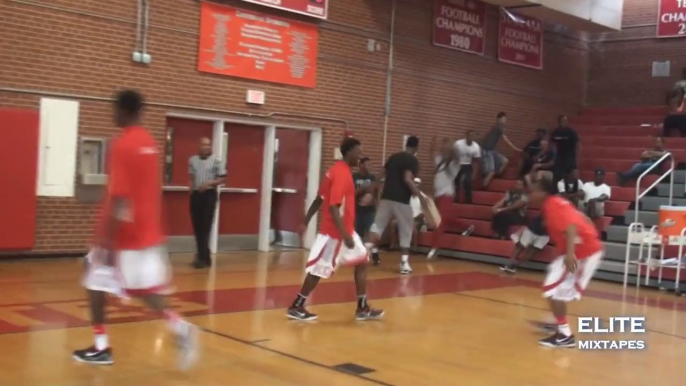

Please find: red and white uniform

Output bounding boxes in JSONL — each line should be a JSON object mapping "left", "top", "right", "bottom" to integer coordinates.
{"left": 85, "top": 126, "right": 170, "bottom": 296}
{"left": 541, "top": 196, "right": 604, "bottom": 301}
{"left": 306, "top": 161, "right": 367, "bottom": 279}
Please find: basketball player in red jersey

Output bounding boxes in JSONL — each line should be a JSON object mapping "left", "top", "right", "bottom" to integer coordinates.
{"left": 528, "top": 177, "right": 604, "bottom": 348}
{"left": 288, "top": 138, "right": 384, "bottom": 321}
{"left": 73, "top": 90, "right": 198, "bottom": 368}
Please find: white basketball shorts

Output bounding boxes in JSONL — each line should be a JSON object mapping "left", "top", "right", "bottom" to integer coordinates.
{"left": 542, "top": 250, "right": 603, "bottom": 302}
{"left": 305, "top": 233, "right": 368, "bottom": 279}
{"left": 511, "top": 228, "right": 550, "bottom": 250}
{"left": 83, "top": 245, "right": 172, "bottom": 297}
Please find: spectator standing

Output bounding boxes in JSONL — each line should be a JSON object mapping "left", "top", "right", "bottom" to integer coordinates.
{"left": 353, "top": 157, "right": 379, "bottom": 262}
{"left": 453, "top": 130, "right": 481, "bottom": 203}
{"left": 557, "top": 169, "right": 584, "bottom": 207}
{"left": 368, "top": 136, "right": 427, "bottom": 274}
{"left": 617, "top": 136, "right": 667, "bottom": 186}
{"left": 582, "top": 169, "right": 611, "bottom": 220}
{"left": 188, "top": 137, "right": 226, "bottom": 269}
{"left": 480, "top": 112, "right": 521, "bottom": 189}
{"left": 663, "top": 86, "right": 686, "bottom": 137}
{"left": 491, "top": 180, "right": 528, "bottom": 239}
{"left": 550, "top": 115, "right": 580, "bottom": 184}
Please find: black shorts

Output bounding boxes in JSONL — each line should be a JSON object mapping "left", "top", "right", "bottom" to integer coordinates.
{"left": 355, "top": 211, "right": 375, "bottom": 236}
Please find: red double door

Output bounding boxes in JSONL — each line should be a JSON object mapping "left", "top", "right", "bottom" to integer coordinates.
{"left": 162, "top": 118, "right": 309, "bottom": 251}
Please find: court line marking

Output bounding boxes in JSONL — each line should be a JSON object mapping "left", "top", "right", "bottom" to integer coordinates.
{"left": 201, "top": 327, "right": 395, "bottom": 386}
{"left": 453, "top": 292, "right": 686, "bottom": 340}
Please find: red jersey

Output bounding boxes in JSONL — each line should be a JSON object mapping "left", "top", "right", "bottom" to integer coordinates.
{"left": 318, "top": 161, "right": 355, "bottom": 240}
{"left": 542, "top": 196, "right": 602, "bottom": 259}
{"left": 98, "top": 126, "right": 164, "bottom": 250}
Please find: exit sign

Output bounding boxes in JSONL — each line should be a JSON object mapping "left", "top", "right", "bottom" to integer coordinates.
{"left": 241, "top": 0, "right": 328, "bottom": 20}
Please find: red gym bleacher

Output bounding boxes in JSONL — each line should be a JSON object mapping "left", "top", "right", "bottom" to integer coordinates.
{"left": 418, "top": 105, "right": 682, "bottom": 269}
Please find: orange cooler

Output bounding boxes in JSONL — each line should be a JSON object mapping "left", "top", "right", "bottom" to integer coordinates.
{"left": 658, "top": 206, "right": 686, "bottom": 245}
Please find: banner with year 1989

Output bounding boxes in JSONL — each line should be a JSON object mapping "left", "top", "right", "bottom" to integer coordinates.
{"left": 433, "top": 0, "right": 487, "bottom": 55}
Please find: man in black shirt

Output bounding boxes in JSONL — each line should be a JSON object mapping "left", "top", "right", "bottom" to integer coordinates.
{"left": 353, "top": 157, "right": 379, "bottom": 262}
{"left": 368, "top": 136, "right": 426, "bottom": 274}
{"left": 550, "top": 115, "right": 580, "bottom": 185}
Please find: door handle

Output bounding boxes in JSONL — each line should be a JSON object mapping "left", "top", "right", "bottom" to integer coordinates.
{"left": 220, "top": 187, "right": 258, "bottom": 193}
{"left": 273, "top": 188, "right": 298, "bottom": 193}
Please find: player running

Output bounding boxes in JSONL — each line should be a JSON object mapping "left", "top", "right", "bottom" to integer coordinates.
{"left": 73, "top": 90, "right": 198, "bottom": 368}
{"left": 288, "top": 138, "right": 384, "bottom": 321}
{"left": 528, "top": 177, "right": 604, "bottom": 348}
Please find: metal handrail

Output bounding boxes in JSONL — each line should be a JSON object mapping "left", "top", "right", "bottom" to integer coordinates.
{"left": 634, "top": 152, "right": 674, "bottom": 223}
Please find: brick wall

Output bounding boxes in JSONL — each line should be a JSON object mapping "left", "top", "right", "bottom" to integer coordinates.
{"left": 0, "top": 0, "right": 587, "bottom": 254}
{"left": 587, "top": 0, "right": 686, "bottom": 107}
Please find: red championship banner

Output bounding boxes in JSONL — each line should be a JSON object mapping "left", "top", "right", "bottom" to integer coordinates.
{"left": 657, "top": 0, "right": 686, "bottom": 38}
{"left": 242, "top": 0, "right": 328, "bottom": 20}
{"left": 432, "top": 0, "right": 487, "bottom": 55}
{"left": 498, "top": 11, "right": 543, "bottom": 70}
{"left": 198, "top": 3, "right": 318, "bottom": 88}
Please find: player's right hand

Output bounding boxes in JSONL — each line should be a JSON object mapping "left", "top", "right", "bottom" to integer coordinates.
{"left": 344, "top": 235, "right": 355, "bottom": 249}
{"left": 564, "top": 255, "right": 577, "bottom": 273}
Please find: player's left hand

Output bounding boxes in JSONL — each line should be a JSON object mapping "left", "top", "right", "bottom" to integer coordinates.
{"left": 359, "top": 192, "right": 373, "bottom": 206}
{"left": 343, "top": 235, "right": 355, "bottom": 249}
{"left": 297, "top": 223, "right": 307, "bottom": 247}
{"left": 564, "top": 255, "right": 578, "bottom": 273}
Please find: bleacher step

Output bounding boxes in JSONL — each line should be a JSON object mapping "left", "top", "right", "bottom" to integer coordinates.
{"left": 640, "top": 196, "right": 686, "bottom": 211}
{"left": 607, "top": 225, "right": 630, "bottom": 243}
{"left": 602, "top": 241, "right": 656, "bottom": 263}
{"left": 623, "top": 210, "right": 659, "bottom": 227}
{"left": 657, "top": 183, "right": 686, "bottom": 197}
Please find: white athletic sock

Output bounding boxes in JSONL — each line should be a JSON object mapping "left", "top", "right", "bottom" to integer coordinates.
{"left": 371, "top": 247, "right": 378, "bottom": 253}
{"left": 558, "top": 323, "right": 572, "bottom": 337}
{"left": 93, "top": 325, "right": 108, "bottom": 351}
{"left": 401, "top": 254, "right": 409, "bottom": 263}
{"left": 364, "top": 242, "right": 373, "bottom": 251}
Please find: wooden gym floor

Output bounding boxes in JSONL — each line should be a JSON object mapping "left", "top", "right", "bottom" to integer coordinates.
{"left": 0, "top": 251, "right": 684, "bottom": 386}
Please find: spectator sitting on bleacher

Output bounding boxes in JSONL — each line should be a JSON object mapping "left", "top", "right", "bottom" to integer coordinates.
{"left": 582, "top": 169, "right": 611, "bottom": 220}
{"left": 557, "top": 169, "right": 584, "bottom": 207}
{"left": 491, "top": 179, "right": 528, "bottom": 239}
{"left": 500, "top": 216, "right": 549, "bottom": 274}
{"left": 520, "top": 129, "right": 547, "bottom": 177}
{"left": 523, "top": 138, "right": 555, "bottom": 188}
{"left": 617, "top": 136, "right": 667, "bottom": 186}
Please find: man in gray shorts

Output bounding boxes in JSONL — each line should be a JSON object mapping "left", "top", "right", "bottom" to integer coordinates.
{"left": 481, "top": 112, "right": 521, "bottom": 189}
{"left": 367, "top": 136, "right": 426, "bottom": 274}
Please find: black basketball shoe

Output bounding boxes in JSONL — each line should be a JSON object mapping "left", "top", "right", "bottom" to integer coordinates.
{"left": 287, "top": 306, "right": 318, "bottom": 321}
{"left": 73, "top": 346, "right": 114, "bottom": 365}
{"left": 355, "top": 306, "right": 385, "bottom": 321}
{"left": 538, "top": 332, "right": 575, "bottom": 348}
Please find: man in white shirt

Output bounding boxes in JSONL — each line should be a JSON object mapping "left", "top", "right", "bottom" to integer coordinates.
{"left": 582, "top": 169, "right": 611, "bottom": 219}
{"left": 556, "top": 169, "right": 584, "bottom": 207}
{"left": 427, "top": 137, "right": 460, "bottom": 259}
{"left": 453, "top": 130, "right": 481, "bottom": 203}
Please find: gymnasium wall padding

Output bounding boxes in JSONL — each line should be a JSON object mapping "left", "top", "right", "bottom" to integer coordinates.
{"left": 0, "top": 109, "right": 39, "bottom": 250}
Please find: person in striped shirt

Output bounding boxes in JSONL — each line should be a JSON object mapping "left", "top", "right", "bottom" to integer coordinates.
{"left": 188, "top": 138, "right": 226, "bottom": 268}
